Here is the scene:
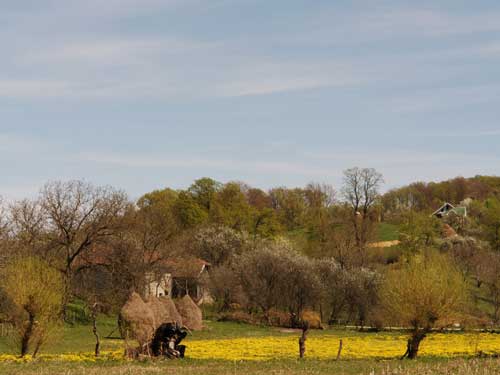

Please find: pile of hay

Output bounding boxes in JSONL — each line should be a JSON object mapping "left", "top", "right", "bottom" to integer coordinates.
{"left": 175, "top": 295, "right": 202, "bottom": 330}
{"left": 145, "top": 296, "right": 169, "bottom": 329}
{"left": 120, "top": 292, "right": 155, "bottom": 346}
{"left": 159, "top": 296, "right": 183, "bottom": 326}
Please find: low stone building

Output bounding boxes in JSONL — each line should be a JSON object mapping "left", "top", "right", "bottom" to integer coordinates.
{"left": 144, "top": 257, "right": 213, "bottom": 304}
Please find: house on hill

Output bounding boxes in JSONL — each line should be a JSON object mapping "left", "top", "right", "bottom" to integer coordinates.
{"left": 432, "top": 202, "right": 467, "bottom": 219}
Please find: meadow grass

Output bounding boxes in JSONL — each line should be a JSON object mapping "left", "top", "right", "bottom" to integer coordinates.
{"left": 1, "top": 357, "right": 500, "bottom": 375}
{"left": 2, "top": 317, "right": 500, "bottom": 374}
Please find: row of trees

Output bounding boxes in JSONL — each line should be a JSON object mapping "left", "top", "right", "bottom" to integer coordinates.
{"left": 2, "top": 169, "right": 500, "bottom": 359}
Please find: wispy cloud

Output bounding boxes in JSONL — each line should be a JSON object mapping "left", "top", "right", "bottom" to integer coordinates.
{"left": 0, "top": 80, "right": 73, "bottom": 98}
{"left": 78, "top": 152, "right": 339, "bottom": 178}
{"left": 387, "top": 84, "right": 500, "bottom": 113}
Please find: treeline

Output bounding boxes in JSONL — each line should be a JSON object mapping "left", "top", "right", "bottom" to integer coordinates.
{"left": 1, "top": 169, "right": 500, "bottom": 359}
{"left": 382, "top": 175, "right": 500, "bottom": 213}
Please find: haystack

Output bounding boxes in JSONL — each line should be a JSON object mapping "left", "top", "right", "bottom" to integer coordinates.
{"left": 175, "top": 295, "right": 202, "bottom": 330}
{"left": 120, "top": 292, "right": 155, "bottom": 346}
{"left": 145, "top": 296, "right": 169, "bottom": 329}
{"left": 159, "top": 296, "right": 183, "bottom": 326}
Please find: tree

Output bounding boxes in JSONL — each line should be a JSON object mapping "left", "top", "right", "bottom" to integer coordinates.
{"left": 479, "top": 198, "right": 500, "bottom": 252}
{"left": 341, "top": 167, "right": 383, "bottom": 255}
{"left": 236, "top": 241, "right": 320, "bottom": 326}
{"left": 303, "top": 183, "right": 336, "bottom": 244}
{"left": 9, "top": 199, "right": 46, "bottom": 253}
{"left": 210, "top": 183, "right": 251, "bottom": 231}
{"left": 315, "top": 259, "right": 380, "bottom": 326}
{"left": 188, "top": 177, "right": 222, "bottom": 212}
{"left": 398, "top": 211, "right": 441, "bottom": 253}
{"left": 269, "top": 187, "right": 306, "bottom": 231}
{"left": 40, "top": 181, "right": 128, "bottom": 305}
{"left": 173, "top": 191, "right": 207, "bottom": 229}
{"left": 190, "top": 225, "right": 248, "bottom": 266}
{"left": 380, "top": 252, "right": 468, "bottom": 359}
{"left": 133, "top": 188, "right": 180, "bottom": 256}
{"left": 0, "top": 257, "right": 64, "bottom": 357}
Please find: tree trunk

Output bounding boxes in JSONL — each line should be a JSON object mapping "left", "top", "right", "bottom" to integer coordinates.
{"left": 92, "top": 303, "right": 100, "bottom": 357}
{"left": 298, "top": 323, "right": 309, "bottom": 359}
{"left": 20, "top": 309, "right": 35, "bottom": 358}
{"left": 402, "top": 330, "right": 427, "bottom": 360}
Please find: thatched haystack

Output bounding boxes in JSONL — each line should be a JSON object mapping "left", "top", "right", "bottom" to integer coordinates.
{"left": 145, "top": 296, "right": 169, "bottom": 329}
{"left": 159, "top": 296, "right": 183, "bottom": 326}
{"left": 120, "top": 292, "right": 155, "bottom": 346}
{"left": 175, "top": 295, "right": 202, "bottom": 330}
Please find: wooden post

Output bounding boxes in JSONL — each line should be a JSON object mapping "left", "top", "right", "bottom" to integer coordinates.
{"left": 336, "top": 339, "right": 343, "bottom": 361}
{"left": 298, "top": 321, "right": 310, "bottom": 359}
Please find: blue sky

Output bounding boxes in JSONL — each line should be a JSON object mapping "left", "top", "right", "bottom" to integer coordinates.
{"left": 1, "top": 0, "right": 499, "bottom": 200}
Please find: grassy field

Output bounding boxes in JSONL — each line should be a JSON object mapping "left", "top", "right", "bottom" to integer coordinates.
{"left": 1, "top": 357, "right": 500, "bottom": 375}
{"left": 377, "top": 222, "right": 400, "bottom": 241}
{"left": 2, "top": 316, "right": 500, "bottom": 374}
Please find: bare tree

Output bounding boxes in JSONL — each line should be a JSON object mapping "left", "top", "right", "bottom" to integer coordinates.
{"left": 9, "top": 199, "right": 47, "bottom": 256}
{"left": 40, "top": 181, "right": 128, "bottom": 303}
{"left": 341, "top": 167, "right": 383, "bottom": 258}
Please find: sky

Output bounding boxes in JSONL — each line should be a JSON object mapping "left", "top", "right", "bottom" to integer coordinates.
{"left": 1, "top": 0, "right": 499, "bottom": 200}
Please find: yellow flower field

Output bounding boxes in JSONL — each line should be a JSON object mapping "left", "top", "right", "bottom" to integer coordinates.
{"left": 187, "top": 333, "right": 500, "bottom": 361}
{"left": 1, "top": 333, "right": 499, "bottom": 363}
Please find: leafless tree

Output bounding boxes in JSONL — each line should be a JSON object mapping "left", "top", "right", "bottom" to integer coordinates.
{"left": 40, "top": 180, "right": 128, "bottom": 303}
{"left": 236, "top": 242, "right": 320, "bottom": 326}
{"left": 341, "top": 167, "right": 383, "bottom": 257}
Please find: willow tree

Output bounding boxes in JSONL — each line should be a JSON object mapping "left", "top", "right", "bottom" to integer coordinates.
{"left": 0, "top": 257, "right": 64, "bottom": 357}
{"left": 380, "top": 252, "right": 468, "bottom": 359}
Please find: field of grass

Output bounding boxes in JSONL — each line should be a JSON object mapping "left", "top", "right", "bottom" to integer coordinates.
{"left": 377, "top": 222, "right": 400, "bottom": 241}
{"left": 2, "top": 317, "right": 500, "bottom": 374}
{"left": 2, "top": 357, "right": 500, "bottom": 375}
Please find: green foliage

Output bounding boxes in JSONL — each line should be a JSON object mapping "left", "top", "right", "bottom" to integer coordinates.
{"left": 398, "top": 212, "right": 441, "bottom": 253}
{"left": 188, "top": 177, "right": 222, "bottom": 211}
{"left": 137, "top": 188, "right": 178, "bottom": 210}
{"left": 381, "top": 251, "right": 468, "bottom": 329}
{"left": 250, "top": 208, "right": 282, "bottom": 239}
{"left": 0, "top": 257, "right": 64, "bottom": 357}
{"left": 269, "top": 188, "right": 306, "bottom": 231}
{"left": 210, "top": 183, "right": 251, "bottom": 231}
{"left": 480, "top": 198, "right": 500, "bottom": 252}
{"left": 174, "top": 191, "right": 208, "bottom": 228}
{"left": 65, "top": 299, "right": 92, "bottom": 325}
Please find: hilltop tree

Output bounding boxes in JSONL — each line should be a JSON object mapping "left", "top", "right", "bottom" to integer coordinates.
{"left": 269, "top": 188, "right": 306, "bottom": 231}
{"left": 341, "top": 167, "right": 383, "bottom": 263}
{"left": 188, "top": 177, "right": 222, "bottom": 212}
{"left": 210, "top": 183, "right": 251, "bottom": 231}
{"left": 173, "top": 191, "right": 208, "bottom": 229}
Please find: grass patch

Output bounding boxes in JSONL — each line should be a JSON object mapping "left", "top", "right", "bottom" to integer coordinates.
{"left": 377, "top": 222, "right": 400, "bottom": 241}
{"left": 1, "top": 357, "right": 500, "bottom": 375}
